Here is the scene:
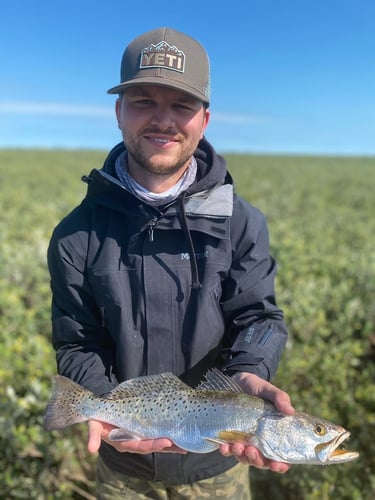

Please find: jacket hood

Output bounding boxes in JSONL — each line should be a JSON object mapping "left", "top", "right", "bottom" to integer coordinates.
{"left": 101, "top": 137, "right": 229, "bottom": 194}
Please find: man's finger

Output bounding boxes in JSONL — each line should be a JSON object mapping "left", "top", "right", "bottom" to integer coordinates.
{"left": 87, "top": 421, "right": 103, "bottom": 454}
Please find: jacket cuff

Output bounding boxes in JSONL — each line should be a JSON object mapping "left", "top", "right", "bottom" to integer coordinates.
{"left": 221, "top": 322, "right": 286, "bottom": 381}
{"left": 221, "top": 349, "right": 270, "bottom": 380}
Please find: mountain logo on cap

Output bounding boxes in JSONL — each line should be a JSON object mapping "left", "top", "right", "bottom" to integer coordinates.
{"left": 140, "top": 41, "right": 185, "bottom": 73}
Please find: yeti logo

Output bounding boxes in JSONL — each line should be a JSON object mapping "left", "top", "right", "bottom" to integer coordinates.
{"left": 140, "top": 41, "right": 185, "bottom": 73}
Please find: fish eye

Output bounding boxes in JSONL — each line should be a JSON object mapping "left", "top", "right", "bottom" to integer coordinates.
{"left": 314, "top": 424, "right": 327, "bottom": 436}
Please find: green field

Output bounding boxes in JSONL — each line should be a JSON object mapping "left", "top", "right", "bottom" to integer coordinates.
{"left": 1, "top": 149, "right": 374, "bottom": 499}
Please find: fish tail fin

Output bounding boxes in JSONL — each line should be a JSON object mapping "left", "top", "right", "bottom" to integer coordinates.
{"left": 43, "top": 375, "right": 90, "bottom": 431}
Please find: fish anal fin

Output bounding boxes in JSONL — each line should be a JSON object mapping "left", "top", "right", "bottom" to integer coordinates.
{"left": 107, "top": 428, "right": 145, "bottom": 442}
{"left": 204, "top": 430, "right": 255, "bottom": 446}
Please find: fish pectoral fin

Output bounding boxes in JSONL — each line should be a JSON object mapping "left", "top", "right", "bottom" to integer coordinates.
{"left": 204, "top": 430, "right": 255, "bottom": 446}
{"left": 107, "top": 428, "right": 145, "bottom": 442}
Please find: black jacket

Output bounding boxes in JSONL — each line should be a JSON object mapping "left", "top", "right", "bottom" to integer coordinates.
{"left": 47, "top": 138, "right": 288, "bottom": 483}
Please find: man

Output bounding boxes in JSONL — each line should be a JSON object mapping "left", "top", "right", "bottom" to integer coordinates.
{"left": 48, "top": 27, "right": 294, "bottom": 499}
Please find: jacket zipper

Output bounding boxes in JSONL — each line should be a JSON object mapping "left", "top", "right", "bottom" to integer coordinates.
{"left": 148, "top": 217, "right": 158, "bottom": 242}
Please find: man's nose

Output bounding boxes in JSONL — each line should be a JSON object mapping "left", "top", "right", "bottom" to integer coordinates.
{"left": 150, "top": 106, "right": 175, "bottom": 129}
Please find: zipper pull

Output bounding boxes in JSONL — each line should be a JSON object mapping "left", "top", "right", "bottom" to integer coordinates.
{"left": 148, "top": 217, "right": 158, "bottom": 242}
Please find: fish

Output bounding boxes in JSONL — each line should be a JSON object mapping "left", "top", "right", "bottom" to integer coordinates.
{"left": 43, "top": 369, "right": 359, "bottom": 465}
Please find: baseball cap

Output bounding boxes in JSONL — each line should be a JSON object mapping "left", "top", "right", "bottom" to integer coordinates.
{"left": 107, "top": 27, "right": 210, "bottom": 104}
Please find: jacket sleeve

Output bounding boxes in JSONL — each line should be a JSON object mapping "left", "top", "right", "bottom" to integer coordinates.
{"left": 47, "top": 222, "right": 118, "bottom": 395}
{"left": 220, "top": 198, "right": 288, "bottom": 381}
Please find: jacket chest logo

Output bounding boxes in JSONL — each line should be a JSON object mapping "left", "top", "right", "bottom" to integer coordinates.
{"left": 181, "top": 251, "right": 208, "bottom": 261}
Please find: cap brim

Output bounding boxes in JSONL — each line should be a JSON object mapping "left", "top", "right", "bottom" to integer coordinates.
{"left": 107, "top": 77, "right": 209, "bottom": 104}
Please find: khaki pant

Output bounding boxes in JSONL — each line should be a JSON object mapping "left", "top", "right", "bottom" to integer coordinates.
{"left": 96, "top": 456, "right": 252, "bottom": 499}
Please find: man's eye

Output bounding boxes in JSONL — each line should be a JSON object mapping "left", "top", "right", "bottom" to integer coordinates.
{"left": 175, "top": 103, "right": 195, "bottom": 112}
{"left": 129, "top": 98, "right": 154, "bottom": 107}
{"left": 135, "top": 99, "right": 152, "bottom": 105}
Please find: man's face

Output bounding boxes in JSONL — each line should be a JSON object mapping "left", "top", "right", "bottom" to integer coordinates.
{"left": 116, "top": 85, "right": 210, "bottom": 179}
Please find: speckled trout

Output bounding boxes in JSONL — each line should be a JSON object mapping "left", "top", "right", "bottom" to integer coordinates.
{"left": 43, "top": 369, "right": 358, "bottom": 465}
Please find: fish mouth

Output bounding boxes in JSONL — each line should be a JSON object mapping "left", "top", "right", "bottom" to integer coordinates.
{"left": 315, "top": 431, "right": 359, "bottom": 463}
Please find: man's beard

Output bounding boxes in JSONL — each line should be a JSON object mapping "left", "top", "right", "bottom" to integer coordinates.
{"left": 124, "top": 131, "right": 196, "bottom": 177}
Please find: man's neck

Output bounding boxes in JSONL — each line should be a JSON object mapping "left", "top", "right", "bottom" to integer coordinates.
{"left": 127, "top": 158, "right": 193, "bottom": 194}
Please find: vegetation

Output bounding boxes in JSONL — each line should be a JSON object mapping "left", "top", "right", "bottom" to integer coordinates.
{"left": 0, "top": 149, "right": 374, "bottom": 499}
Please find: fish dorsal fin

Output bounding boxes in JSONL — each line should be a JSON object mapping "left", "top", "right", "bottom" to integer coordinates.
{"left": 196, "top": 369, "right": 244, "bottom": 393}
{"left": 105, "top": 373, "right": 190, "bottom": 399}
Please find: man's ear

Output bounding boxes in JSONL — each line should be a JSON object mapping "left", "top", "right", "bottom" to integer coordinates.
{"left": 201, "top": 108, "right": 210, "bottom": 139}
{"left": 115, "top": 98, "right": 122, "bottom": 129}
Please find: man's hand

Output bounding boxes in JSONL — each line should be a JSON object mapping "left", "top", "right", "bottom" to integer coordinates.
{"left": 219, "top": 371, "right": 295, "bottom": 473}
{"left": 87, "top": 421, "right": 187, "bottom": 454}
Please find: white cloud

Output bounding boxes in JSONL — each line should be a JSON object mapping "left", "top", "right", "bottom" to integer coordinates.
{"left": 0, "top": 101, "right": 272, "bottom": 125}
{"left": 0, "top": 101, "right": 114, "bottom": 118}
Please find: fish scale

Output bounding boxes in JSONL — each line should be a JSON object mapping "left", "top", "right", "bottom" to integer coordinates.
{"left": 43, "top": 369, "right": 359, "bottom": 464}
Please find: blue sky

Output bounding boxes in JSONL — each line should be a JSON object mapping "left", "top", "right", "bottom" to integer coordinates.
{"left": 1, "top": 0, "right": 374, "bottom": 155}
